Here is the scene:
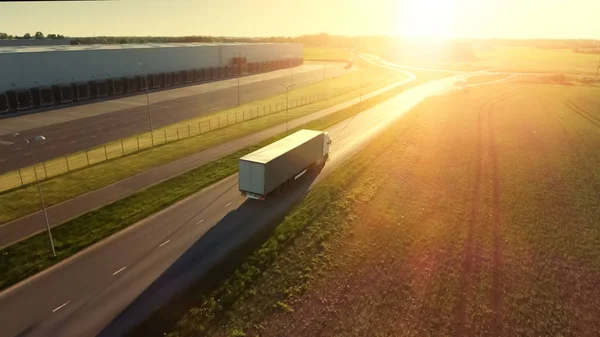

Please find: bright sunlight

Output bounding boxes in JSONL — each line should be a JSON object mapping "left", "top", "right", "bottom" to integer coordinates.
{"left": 397, "top": 0, "right": 456, "bottom": 38}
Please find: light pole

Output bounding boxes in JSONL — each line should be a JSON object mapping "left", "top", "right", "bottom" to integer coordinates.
{"left": 236, "top": 53, "right": 241, "bottom": 106}
{"left": 13, "top": 133, "right": 56, "bottom": 258}
{"left": 138, "top": 62, "right": 153, "bottom": 132}
{"left": 279, "top": 83, "right": 297, "bottom": 132}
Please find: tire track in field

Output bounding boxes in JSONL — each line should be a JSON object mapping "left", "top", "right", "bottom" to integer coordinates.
{"left": 454, "top": 91, "right": 515, "bottom": 337}
{"left": 487, "top": 92, "right": 517, "bottom": 337}
{"left": 540, "top": 95, "right": 600, "bottom": 192}
{"left": 562, "top": 99, "right": 600, "bottom": 129}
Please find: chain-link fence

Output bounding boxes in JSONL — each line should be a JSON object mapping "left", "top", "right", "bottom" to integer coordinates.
{"left": 0, "top": 83, "right": 370, "bottom": 193}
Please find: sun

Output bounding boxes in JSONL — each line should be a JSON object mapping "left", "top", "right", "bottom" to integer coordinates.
{"left": 396, "top": 0, "right": 456, "bottom": 38}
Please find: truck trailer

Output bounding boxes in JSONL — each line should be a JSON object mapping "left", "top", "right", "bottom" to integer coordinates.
{"left": 238, "top": 129, "right": 332, "bottom": 200}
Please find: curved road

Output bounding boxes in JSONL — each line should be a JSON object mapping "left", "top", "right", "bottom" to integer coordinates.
{"left": 0, "top": 64, "right": 349, "bottom": 174}
{"left": 0, "top": 61, "right": 462, "bottom": 336}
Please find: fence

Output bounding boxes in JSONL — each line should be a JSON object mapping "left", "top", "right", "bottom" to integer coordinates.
{"left": 0, "top": 81, "right": 376, "bottom": 193}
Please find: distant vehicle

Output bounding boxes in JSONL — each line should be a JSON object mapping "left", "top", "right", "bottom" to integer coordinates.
{"left": 238, "top": 129, "right": 332, "bottom": 200}
{"left": 344, "top": 58, "right": 354, "bottom": 69}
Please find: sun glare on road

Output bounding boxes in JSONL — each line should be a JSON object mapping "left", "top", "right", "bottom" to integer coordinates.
{"left": 398, "top": 0, "right": 456, "bottom": 38}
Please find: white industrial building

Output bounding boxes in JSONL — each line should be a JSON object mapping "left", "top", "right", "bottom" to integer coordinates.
{"left": 0, "top": 43, "right": 303, "bottom": 92}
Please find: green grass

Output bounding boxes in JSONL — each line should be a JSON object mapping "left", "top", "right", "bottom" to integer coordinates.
{"left": 0, "top": 68, "right": 447, "bottom": 292}
{"left": 162, "top": 82, "right": 600, "bottom": 337}
{"left": 304, "top": 47, "right": 350, "bottom": 60}
{"left": 0, "top": 60, "right": 402, "bottom": 225}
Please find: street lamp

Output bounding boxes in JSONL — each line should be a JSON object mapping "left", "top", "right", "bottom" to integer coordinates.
{"left": 279, "top": 83, "right": 297, "bottom": 132}
{"left": 13, "top": 133, "right": 56, "bottom": 258}
{"left": 236, "top": 52, "right": 242, "bottom": 106}
{"left": 138, "top": 62, "right": 154, "bottom": 132}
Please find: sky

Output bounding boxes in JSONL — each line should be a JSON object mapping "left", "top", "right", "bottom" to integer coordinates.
{"left": 0, "top": 0, "right": 598, "bottom": 39}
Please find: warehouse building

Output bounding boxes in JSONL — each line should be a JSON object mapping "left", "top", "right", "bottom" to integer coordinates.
{"left": 0, "top": 42, "right": 303, "bottom": 114}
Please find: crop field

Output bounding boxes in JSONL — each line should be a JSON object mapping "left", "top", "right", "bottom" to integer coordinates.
{"left": 392, "top": 47, "right": 600, "bottom": 74}
{"left": 166, "top": 81, "right": 600, "bottom": 336}
{"left": 465, "top": 74, "right": 511, "bottom": 85}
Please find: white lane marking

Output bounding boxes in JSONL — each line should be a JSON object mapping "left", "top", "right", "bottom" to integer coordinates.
{"left": 225, "top": 202, "right": 232, "bottom": 207}
{"left": 158, "top": 240, "right": 170, "bottom": 248}
{"left": 196, "top": 219, "right": 204, "bottom": 225}
{"left": 15, "top": 147, "right": 23, "bottom": 151}
{"left": 111, "top": 124, "right": 117, "bottom": 127}
{"left": 79, "top": 132, "right": 86, "bottom": 135}
{"left": 97, "top": 127, "right": 103, "bottom": 131}
{"left": 0, "top": 159, "right": 6, "bottom": 163}
{"left": 108, "top": 131, "right": 113, "bottom": 134}
{"left": 70, "top": 140, "right": 77, "bottom": 144}
{"left": 132, "top": 124, "right": 137, "bottom": 128}
{"left": 90, "top": 135, "right": 96, "bottom": 139}
{"left": 112, "top": 266, "right": 127, "bottom": 275}
{"left": 0, "top": 140, "right": 14, "bottom": 145}
{"left": 60, "top": 136, "right": 67, "bottom": 140}
{"left": 52, "top": 301, "right": 71, "bottom": 313}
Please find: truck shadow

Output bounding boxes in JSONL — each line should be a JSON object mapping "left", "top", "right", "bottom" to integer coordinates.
{"left": 98, "top": 163, "right": 325, "bottom": 337}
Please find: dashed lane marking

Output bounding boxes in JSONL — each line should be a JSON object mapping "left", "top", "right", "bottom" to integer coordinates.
{"left": 112, "top": 266, "right": 127, "bottom": 275}
{"left": 52, "top": 301, "right": 70, "bottom": 313}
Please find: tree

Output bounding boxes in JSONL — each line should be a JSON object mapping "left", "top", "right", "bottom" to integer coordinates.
{"left": 47, "top": 34, "right": 57, "bottom": 39}
{"left": 23, "top": 33, "right": 31, "bottom": 39}
{"left": 0, "top": 32, "right": 8, "bottom": 40}
{"left": 34, "top": 31, "right": 44, "bottom": 39}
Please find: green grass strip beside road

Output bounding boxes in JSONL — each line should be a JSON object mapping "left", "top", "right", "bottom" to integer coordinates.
{"left": 0, "top": 63, "right": 398, "bottom": 225}
{"left": 0, "top": 70, "right": 447, "bottom": 292}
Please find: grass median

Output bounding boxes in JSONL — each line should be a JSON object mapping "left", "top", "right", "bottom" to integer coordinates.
{"left": 0, "top": 69, "right": 448, "bottom": 292}
{"left": 161, "top": 82, "right": 600, "bottom": 337}
{"left": 0, "top": 60, "right": 402, "bottom": 225}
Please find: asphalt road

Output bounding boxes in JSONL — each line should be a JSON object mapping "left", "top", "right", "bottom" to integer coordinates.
{"left": 0, "top": 66, "right": 461, "bottom": 337}
{"left": 0, "top": 64, "right": 349, "bottom": 174}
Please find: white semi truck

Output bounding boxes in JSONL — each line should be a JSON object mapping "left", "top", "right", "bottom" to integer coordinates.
{"left": 238, "top": 129, "right": 332, "bottom": 200}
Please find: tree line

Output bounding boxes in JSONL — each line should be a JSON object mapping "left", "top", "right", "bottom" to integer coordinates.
{"left": 0, "top": 32, "right": 598, "bottom": 50}
{"left": 0, "top": 31, "right": 65, "bottom": 40}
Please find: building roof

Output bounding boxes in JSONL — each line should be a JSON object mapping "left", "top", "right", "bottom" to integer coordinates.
{"left": 0, "top": 42, "right": 292, "bottom": 54}
{"left": 240, "top": 129, "right": 322, "bottom": 164}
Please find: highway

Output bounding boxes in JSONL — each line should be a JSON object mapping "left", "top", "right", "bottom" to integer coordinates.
{"left": 0, "top": 63, "right": 461, "bottom": 336}
{"left": 0, "top": 63, "right": 349, "bottom": 174}
{"left": 0, "top": 75, "right": 410, "bottom": 248}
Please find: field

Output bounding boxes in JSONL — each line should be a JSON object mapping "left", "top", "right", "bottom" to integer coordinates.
{"left": 465, "top": 74, "right": 511, "bottom": 85}
{"left": 304, "top": 48, "right": 350, "bottom": 60}
{"left": 392, "top": 47, "right": 600, "bottom": 74}
{"left": 0, "top": 61, "right": 403, "bottom": 225}
{"left": 165, "top": 81, "right": 600, "bottom": 336}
